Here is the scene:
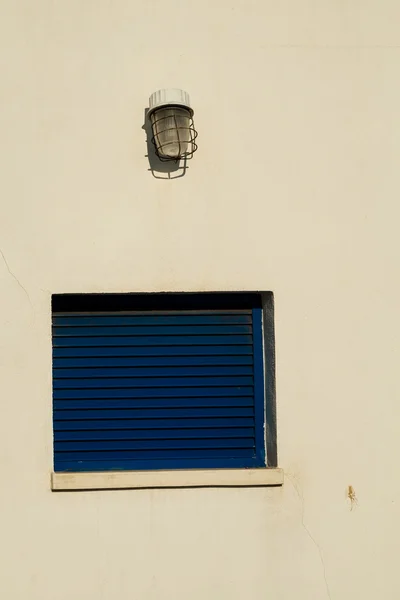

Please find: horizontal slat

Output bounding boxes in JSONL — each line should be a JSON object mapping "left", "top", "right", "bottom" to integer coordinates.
{"left": 53, "top": 310, "right": 253, "bottom": 317}
{"left": 53, "top": 355, "right": 254, "bottom": 368}
{"left": 53, "top": 376, "right": 253, "bottom": 389}
{"left": 53, "top": 407, "right": 254, "bottom": 420}
{"left": 54, "top": 397, "right": 254, "bottom": 410}
{"left": 53, "top": 335, "right": 253, "bottom": 347}
{"left": 55, "top": 438, "right": 255, "bottom": 451}
{"left": 53, "top": 366, "right": 253, "bottom": 379}
{"left": 54, "top": 386, "right": 254, "bottom": 399}
{"left": 54, "top": 427, "right": 255, "bottom": 441}
{"left": 53, "top": 345, "right": 253, "bottom": 358}
{"left": 54, "top": 417, "right": 254, "bottom": 430}
{"left": 55, "top": 448, "right": 255, "bottom": 461}
{"left": 54, "top": 456, "right": 261, "bottom": 472}
{"left": 53, "top": 325, "right": 252, "bottom": 337}
{"left": 53, "top": 314, "right": 252, "bottom": 326}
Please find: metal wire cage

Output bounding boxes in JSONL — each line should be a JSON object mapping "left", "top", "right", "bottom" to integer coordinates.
{"left": 149, "top": 106, "right": 198, "bottom": 162}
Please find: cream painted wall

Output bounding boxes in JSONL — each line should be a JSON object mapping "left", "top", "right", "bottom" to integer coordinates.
{"left": 1, "top": 1, "right": 400, "bottom": 598}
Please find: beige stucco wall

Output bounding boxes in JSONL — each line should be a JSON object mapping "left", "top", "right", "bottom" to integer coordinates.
{"left": 1, "top": 1, "right": 400, "bottom": 598}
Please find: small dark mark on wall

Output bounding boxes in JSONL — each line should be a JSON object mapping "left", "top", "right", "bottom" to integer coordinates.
{"left": 347, "top": 485, "right": 358, "bottom": 510}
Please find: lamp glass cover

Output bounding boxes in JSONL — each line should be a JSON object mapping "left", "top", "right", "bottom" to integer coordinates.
{"left": 151, "top": 107, "right": 191, "bottom": 159}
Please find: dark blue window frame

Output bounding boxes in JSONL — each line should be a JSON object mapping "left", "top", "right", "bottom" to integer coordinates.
{"left": 52, "top": 293, "right": 276, "bottom": 473}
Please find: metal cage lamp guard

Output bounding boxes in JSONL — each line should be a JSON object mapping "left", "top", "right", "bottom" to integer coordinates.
{"left": 148, "top": 89, "right": 198, "bottom": 162}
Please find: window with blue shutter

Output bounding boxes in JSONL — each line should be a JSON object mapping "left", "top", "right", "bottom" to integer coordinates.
{"left": 52, "top": 293, "right": 276, "bottom": 473}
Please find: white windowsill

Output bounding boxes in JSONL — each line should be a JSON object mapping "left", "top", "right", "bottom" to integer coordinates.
{"left": 51, "top": 468, "right": 283, "bottom": 491}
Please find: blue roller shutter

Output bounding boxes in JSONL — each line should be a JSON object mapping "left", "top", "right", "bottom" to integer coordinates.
{"left": 52, "top": 307, "right": 266, "bottom": 472}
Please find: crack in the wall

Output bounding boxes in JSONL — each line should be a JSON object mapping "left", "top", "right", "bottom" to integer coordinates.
{"left": 286, "top": 473, "right": 332, "bottom": 600}
{"left": 0, "top": 248, "right": 32, "bottom": 308}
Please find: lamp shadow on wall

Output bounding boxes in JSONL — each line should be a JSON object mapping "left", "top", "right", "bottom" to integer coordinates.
{"left": 142, "top": 109, "right": 189, "bottom": 179}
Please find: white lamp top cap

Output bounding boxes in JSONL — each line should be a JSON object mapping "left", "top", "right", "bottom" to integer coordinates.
{"left": 148, "top": 89, "right": 193, "bottom": 116}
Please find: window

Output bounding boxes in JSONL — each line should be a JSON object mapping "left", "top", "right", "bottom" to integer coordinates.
{"left": 52, "top": 293, "right": 277, "bottom": 475}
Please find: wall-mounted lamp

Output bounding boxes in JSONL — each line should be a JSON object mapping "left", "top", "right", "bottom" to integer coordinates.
{"left": 148, "top": 89, "right": 198, "bottom": 162}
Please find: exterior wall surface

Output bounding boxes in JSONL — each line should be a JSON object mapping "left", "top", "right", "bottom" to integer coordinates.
{"left": 1, "top": 1, "right": 400, "bottom": 599}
